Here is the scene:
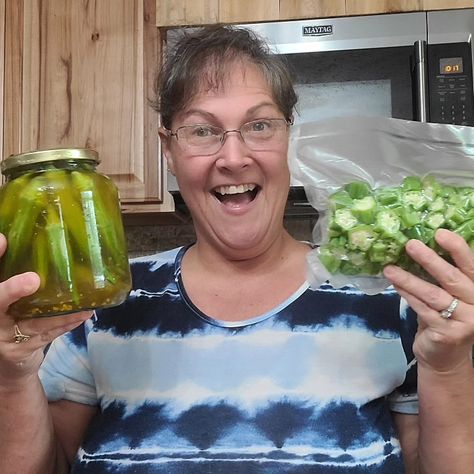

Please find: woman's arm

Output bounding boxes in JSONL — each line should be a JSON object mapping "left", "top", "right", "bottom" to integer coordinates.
{"left": 417, "top": 357, "right": 474, "bottom": 473}
{"left": 0, "top": 375, "right": 59, "bottom": 474}
{"left": 392, "top": 413, "right": 419, "bottom": 474}
{"left": 385, "top": 229, "right": 474, "bottom": 474}
{"left": 0, "top": 233, "right": 93, "bottom": 473}
{"left": 50, "top": 400, "right": 98, "bottom": 465}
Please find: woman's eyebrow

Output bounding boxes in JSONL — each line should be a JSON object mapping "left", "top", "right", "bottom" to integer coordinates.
{"left": 182, "top": 102, "right": 279, "bottom": 121}
{"left": 246, "top": 101, "right": 279, "bottom": 115}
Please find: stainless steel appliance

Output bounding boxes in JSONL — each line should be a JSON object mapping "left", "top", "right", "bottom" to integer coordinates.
{"left": 165, "top": 9, "right": 474, "bottom": 213}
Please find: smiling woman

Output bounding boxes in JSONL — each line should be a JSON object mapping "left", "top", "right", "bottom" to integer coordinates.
{"left": 1, "top": 24, "right": 473, "bottom": 474}
{"left": 158, "top": 54, "right": 298, "bottom": 264}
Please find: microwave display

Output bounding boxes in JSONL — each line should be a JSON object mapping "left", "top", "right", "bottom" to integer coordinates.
{"left": 440, "top": 57, "right": 463, "bottom": 74}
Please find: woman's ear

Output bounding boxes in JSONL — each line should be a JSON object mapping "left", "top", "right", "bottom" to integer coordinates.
{"left": 158, "top": 127, "right": 176, "bottom": 176}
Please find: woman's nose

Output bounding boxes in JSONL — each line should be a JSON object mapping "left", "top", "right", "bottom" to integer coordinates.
{"left": 215, "top": 132, "right": 251, "bottom": 170}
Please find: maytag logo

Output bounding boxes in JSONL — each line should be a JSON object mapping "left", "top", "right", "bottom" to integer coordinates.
{"left": 302, "top": 25, "right": 333, "bottom": 37}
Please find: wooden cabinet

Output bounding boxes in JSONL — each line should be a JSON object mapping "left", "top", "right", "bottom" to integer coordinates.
{"left": 219, "top": 0, "right": 280, "bottom": 23}
{"left": 279, "top": 1, "right": 345, "bottom": 20}
{"left": 156, "top": 0, "right": 218, "bottom": 26}
{"left": 422, "top": 0, "right": 474, "bottom": 9}
{"left": 345, "top": 1, "right": 422, "bottom": 16}
{"left": 156, "top": 0, "right": 474, "bottom": 26}
{"left": 2, "top": 0, "right": 175, "bottom": 215}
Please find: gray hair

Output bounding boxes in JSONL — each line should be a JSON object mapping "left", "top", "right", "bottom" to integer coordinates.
{"left": 152, "top": 25, "right": 298, "bottom": 129}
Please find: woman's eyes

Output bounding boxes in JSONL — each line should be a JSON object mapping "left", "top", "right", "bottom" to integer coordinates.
{"left": 191, "top": 126, "right": 220, "bottom": 137}
{"left": 248, "top": 120, "right": 271, "bottom": 132}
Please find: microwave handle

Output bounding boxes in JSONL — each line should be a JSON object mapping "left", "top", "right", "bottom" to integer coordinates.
{"left": 414, "top": 40, "right": 429, "bottom": 122}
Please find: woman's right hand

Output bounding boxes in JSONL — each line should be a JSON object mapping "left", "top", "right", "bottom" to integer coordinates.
{"left": 0, "top": 234, "right": 92, "bottom": 388}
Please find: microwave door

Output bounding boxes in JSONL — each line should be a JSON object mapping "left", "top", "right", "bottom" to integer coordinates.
{"left": 245, "top": 12, "right": 426, "bottom": 124}
{"left": 427, "top": 9, "right": 474, "bottom": 126}
{"left": 284, "top": 45, "right": 417, "bottom": 123}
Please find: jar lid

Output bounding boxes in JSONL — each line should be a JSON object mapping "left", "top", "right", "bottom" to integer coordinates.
{"left": 1, "top": 148, "right": 100, "bottom": 173}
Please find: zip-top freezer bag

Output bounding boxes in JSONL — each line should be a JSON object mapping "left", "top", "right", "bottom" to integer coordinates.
{"left": 288, "top": 116, "right": 474, "bottom": 294}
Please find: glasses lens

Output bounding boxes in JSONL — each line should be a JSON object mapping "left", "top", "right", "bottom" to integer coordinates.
{"left": 174, "top": 119, "right": 289, "bottom": 155}
{"left": 177, "top": 125, "right": 223, "bottom": 155}
{"left": 241, "top": 119, "right": 288, "bottom": 150}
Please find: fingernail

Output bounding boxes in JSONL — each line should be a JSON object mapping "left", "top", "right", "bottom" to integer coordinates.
{"left": 383, "top": 265, "right": 398, "bottom": 277}
{"left": 405, "top": 239, "right": 424, "bottom": 253}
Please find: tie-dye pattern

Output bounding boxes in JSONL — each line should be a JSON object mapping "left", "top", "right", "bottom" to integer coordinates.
{"left": 39, "top": 246, "right": 418, "bottom": 473}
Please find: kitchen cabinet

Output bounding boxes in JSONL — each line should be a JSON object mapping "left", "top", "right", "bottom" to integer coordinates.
{"left": 156, "top": 0, "right": 474, "bottom": 26}
{"left": 423, "top": 0, "right": 474, "bottom": 9}
{"left": 345, "top": 1, "right": 422, "bottom": 15}
{"left": 156, "top": 0, "right": 340, "bottom": 25}
{"left": 219, "top": 0, "right": 280, "bottom": 23}
{"left": 156, "top": 0, "right": 280, "bottom": 26}
{"left": 279, "top": 1, "right": 345, "bottom": 20}
{"left": 2, "top": 0, "right": 176, "bottom": 216}
{"left": 156, "top": 0, "right": 218, "bottom": 26}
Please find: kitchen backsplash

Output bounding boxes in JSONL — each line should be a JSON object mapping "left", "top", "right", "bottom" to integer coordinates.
{"left": 125, "top": 216, "right": 317, "bottom": 258}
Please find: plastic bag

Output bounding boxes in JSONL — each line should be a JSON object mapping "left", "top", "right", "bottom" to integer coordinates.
{"left": 288, "top": 116, "right": 474, "bottom": 294}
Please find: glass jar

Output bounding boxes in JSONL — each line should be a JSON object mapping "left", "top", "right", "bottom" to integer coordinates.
{"left": 0, "top": 148, "right": 132, "bottom": 319}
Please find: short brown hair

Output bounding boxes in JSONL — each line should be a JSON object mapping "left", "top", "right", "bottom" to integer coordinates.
{"left": 153, "top": 25, "right": 298, "bottom": 129}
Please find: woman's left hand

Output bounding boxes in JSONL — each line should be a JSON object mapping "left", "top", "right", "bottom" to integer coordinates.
{"left": 383, "top": 228, "right": 474, "bottom": 373}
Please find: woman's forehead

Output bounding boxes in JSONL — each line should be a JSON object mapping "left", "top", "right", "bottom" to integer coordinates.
{"left": 171, "top": 59, "right": 281, "bottom": 124}
{"left": 194, "top": 59, "right": 270, "bottom": 96}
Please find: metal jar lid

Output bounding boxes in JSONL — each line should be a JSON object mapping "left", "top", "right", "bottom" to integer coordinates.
{"left": 1, "top": 148, "right": 100, "bottom": 174}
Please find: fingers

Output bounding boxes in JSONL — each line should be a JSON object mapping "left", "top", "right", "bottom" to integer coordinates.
{"left": 0, "top": 272, "right": 41, "bottom": 315}
{"left": 0, "top": 233, "right": 6, "bottom": 258}
{"left": 402, "top": 232, "right": 474, "bottom": 305}
{"left": 4, "top": 311, "right": 93, "bottom": 350}
{"left": 435, "top": 228, "right": 474, "bottom": 281}
{"left": 384, "top": 264, "right": 469, "bottom": 324}
{"left": 0, "top": 311, "right": 93, "bottom": 377}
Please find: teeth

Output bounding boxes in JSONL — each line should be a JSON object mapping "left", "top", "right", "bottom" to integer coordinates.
{"left": 216, "top": 184, "right": 256, "bottom": 195}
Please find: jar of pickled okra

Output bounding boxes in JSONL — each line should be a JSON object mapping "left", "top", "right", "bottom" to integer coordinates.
{"left": 0, "top": 148, "right": 132, "bottom": 319}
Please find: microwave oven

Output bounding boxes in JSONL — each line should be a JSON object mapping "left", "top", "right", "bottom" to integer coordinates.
{"left": 165, "top": 9, "right": 474, "bottom": 214}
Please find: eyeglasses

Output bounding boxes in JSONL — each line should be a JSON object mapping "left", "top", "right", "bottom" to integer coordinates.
{"left": 166, "top": 118, "right": 293, "bottom": 156}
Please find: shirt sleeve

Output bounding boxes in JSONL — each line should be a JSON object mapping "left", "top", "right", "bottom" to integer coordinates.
{"left": 388, "top": 298, "right": 419, "bottom": 414}
{"left": 39, "top": 319, "right": 98, "bottom": 406}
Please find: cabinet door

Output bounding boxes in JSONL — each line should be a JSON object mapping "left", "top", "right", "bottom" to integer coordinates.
{"left": 279, "top": 0, "right": 345, "bottom": 20}
{"left": 156, "top": 0, "right": 218, "bottom": 26}
{"left": 3, "top": 0, "right": 170, "bottom": 209}
{"left": 423, "top": 0, "right": 474, "bottom": 9}
{"left": 346, "top": 0, "right": 422, "bottom": 15}
{"left": 157, "top": 0, "right": 278, "bottom": 25}
{"left": 218, "top": 0, "right": 279, "bottom": 23}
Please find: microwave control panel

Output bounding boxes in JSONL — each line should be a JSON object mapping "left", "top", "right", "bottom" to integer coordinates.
{"left": 428, "top": 42, "right": 474, "bottom": 126}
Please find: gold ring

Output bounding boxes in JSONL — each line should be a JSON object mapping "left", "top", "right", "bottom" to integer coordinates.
{"left": 13, "top": 324, "right": 31, "bottom": 344}
{"left": 440, "top": 297, "right": 459, "bottom": 319}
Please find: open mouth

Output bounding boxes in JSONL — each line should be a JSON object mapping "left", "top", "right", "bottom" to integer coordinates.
{"left": 213, "top": 183, "right": 260, "bottom": 205}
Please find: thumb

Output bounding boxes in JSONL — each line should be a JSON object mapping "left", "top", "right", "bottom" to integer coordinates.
{"left": 0, "top": 272, "right": 41, "bottom": 313}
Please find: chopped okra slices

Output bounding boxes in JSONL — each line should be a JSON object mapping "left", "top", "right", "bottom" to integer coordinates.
{"left": 319, "top": 176, "right": 474, "bottom": 277}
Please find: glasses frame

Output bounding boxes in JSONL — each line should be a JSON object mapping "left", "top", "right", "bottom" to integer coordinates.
{"left": 165, "top": 117, "right": 294, "bottom": 156}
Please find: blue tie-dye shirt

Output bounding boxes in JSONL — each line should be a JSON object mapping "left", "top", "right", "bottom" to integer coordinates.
{"left": 39, "top": 246, "right": 418, "bottom": 473}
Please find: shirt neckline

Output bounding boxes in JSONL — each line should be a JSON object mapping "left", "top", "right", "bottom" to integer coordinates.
{"left": 174, "top": 245, "right": 310, "bottom": 328}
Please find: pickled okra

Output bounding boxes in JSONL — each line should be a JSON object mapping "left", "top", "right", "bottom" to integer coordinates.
{"left": 319, "top": 176, "right": 474, "bottom": 278}
{"left": 0, "top": 148, "right": 131, "bottom": 319}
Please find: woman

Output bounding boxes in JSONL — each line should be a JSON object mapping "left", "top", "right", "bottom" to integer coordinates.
{"left": 0, "top": 25, "right": 473, "bottom": 473}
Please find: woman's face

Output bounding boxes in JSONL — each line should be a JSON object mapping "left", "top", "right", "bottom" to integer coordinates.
{"left": 161, "top": 61, "right": 291, "bottom": 259}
